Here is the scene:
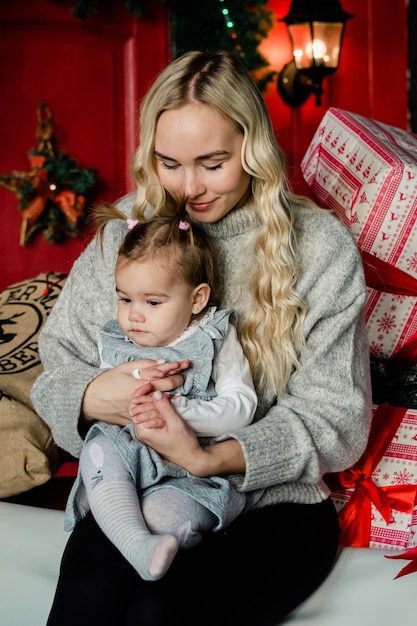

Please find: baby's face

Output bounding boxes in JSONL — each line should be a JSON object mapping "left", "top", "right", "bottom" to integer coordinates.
{"left": 115, "top": 257, "right": 195, "bottom": 348}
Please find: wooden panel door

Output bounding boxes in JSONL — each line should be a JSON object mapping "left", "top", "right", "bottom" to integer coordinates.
{"left": 0, "top": 0, "right": 170, "bottom": 290}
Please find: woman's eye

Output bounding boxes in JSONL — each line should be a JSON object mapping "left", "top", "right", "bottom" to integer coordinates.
{"left": 203, "top": 161, "right": 223, "bottom": 172}
{"left": 160, "top": 161, "right": 223, "bottom": 171}
{"left": 204, "top": 163, "right": 224, "bottom": 171}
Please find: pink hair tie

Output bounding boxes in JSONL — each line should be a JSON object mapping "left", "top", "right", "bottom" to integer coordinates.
{"left": 127, "top": 218, "right": 139, "bottom": 230}
{"left": 179, "top": 220, "right": 190, "bottom": 231}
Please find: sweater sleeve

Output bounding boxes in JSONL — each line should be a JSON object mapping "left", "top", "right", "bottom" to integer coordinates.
{"left": 220, "top": 212, "right": 373, "bottom": 495}
{"left": 31, "top": 211, "right": 128, "bottom": 457}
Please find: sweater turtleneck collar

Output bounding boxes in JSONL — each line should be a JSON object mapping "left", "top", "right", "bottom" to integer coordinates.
{"left": 194, "top": 204, "right": 262, "bottom": 239}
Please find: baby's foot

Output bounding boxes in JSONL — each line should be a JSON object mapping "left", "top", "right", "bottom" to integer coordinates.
{"left": 147, "top": 534, "right": 179, "bottom": 580}
{"left": 177, "top": 520, "right": 203, "bottom": 549}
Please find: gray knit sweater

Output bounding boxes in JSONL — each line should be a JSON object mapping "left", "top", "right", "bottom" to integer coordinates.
{"left": 31, "top": 195, "right": 372, "bottom": 509}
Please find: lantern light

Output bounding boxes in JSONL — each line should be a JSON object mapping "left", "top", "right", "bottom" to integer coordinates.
{"left": 278, "top": 0, "right": 354, "bottom": 107}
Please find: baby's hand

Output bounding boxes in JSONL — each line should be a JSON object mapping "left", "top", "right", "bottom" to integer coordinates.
{"left": 130, "top": 382, "right": 168, "bottom": 434}
{"left": 131, "top": 358, "right": 189, "bottom": 382}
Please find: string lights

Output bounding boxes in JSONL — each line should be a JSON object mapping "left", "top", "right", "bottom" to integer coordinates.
{"left": 219, "top": 0, "right": 237, "bottom": 40}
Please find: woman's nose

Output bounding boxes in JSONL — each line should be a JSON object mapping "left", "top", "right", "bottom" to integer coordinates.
{"left": 183, "top": 169, "right": 205, "bottom": 197}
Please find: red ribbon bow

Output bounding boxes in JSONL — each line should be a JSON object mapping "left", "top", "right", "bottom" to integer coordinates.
{"left": 54, "top": 190, "right": 85, "bottom": 225}
{"left": 326, "top": 405, "right": 417, "bottom": 548}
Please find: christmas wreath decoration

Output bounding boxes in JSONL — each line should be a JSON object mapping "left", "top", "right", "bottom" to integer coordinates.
{"left": 0, "top": 103, "right": 96, "bottom": 246}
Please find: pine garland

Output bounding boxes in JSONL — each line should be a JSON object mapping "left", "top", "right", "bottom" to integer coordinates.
{"left": 172, "top": 0, "right": 276, "bottom": 91}
{"left": 71, "top": 0, "right": 165, "bottom": 21}
{"left": 371, "top": 354, "right": 417, "bottom": 409}
{"left": 70, "top": 0, "right": 277, "bottom": 91}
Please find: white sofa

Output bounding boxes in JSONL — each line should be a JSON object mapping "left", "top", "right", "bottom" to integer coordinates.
{"left": 1, "top": 500, "right": 415, "bottom": 626}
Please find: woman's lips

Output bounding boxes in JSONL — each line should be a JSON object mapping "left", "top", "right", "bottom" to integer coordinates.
{"left": 187, "top": 200, "right": 214, "bottom": 212}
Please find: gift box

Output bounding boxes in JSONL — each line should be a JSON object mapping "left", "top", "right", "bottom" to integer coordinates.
{"left": 326, "top": 404, "right": 417, "bottom": 551}
{"left": 361, "top": 252, "right": 417, "bottom": 357}
{"left": 300, "top": 107, "right": 417, "bottom": 357}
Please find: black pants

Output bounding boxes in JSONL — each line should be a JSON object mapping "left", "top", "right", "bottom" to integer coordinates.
{"left": 47, "top": 498, "right": 340, "bottom": 626}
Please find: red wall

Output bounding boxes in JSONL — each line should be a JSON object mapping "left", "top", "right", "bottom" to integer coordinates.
{"left": 0, "top": 0, "right": 409, "bottom": 290}
{"left": 0, "top": 0, "right": 170, "bottom": 290}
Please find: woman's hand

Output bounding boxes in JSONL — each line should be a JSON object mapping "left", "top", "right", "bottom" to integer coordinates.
{"left": 130, "top": 384, "right": 247, "bottom": 477}
{"left": 131, "top": 384, "right": 206, "bottom": 473}
{"left": 81, "top": 358, "right": 189, "bottom": 427}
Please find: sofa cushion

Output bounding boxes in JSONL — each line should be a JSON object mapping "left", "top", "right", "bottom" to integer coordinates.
{"left": 0, "top": 272, "right": 66, "bottom": 497}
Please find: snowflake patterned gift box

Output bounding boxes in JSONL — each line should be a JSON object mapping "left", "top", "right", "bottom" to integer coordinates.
{"left": 325, "top": 404, "right": 417, "bottom": 551}
{"left": 300, "top": 107, "right": 417, "bottom": 358}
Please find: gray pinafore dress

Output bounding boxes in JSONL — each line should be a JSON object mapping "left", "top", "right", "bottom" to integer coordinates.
{"left": 65, "top": 308, "right": 248, "bottom": 532}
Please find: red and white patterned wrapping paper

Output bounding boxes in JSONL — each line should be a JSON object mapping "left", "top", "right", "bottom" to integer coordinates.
{"left": 300, "top": 107, "right": 417, "bottom": 357}
{"left": 326, "top": 404, "right": 417, "bottom": 551}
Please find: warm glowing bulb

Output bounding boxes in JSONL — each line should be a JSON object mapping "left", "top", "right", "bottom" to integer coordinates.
{"left": 311, "top": 39, "right": 327, "bottom": 60}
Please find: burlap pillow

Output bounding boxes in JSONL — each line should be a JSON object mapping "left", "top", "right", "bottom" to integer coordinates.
{"left": 0, "top": 272, "right": 66, "bottom": 497}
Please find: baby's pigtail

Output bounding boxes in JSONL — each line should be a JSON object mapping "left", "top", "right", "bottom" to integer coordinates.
{"left": 90, "top": 202, "right": 130, "bottom": 251}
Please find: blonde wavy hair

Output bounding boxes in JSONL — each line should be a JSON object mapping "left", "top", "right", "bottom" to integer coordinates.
{"left": 130, "top": 50, "right": 320, "bottom": 396}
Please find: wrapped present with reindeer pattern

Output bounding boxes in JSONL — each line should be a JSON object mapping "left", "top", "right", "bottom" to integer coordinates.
{"left": 325, "top": 404, "right": 417, "bottom": 553}
{"left": 300, "top": 107, "right": 417, "bottom": 358}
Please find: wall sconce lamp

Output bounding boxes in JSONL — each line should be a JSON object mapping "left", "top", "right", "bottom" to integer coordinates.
{"left": 277, "top": 0, "right": 354, "bottom": 108}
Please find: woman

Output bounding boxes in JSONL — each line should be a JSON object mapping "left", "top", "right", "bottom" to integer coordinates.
{"left": 31, "top": 50, "right": 372, "bottom": 626}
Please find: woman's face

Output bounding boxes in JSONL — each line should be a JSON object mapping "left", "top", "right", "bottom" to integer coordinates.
{"left": 154, "top": 102, "right": 251, "bottom": 223}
